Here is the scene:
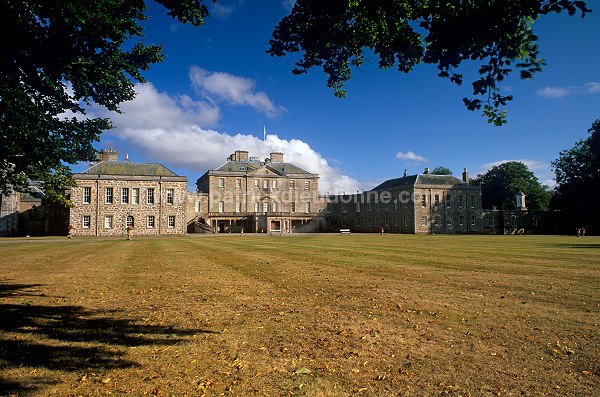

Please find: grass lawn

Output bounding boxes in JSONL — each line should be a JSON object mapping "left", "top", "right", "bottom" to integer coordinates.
{"left": 0, "top": 234, "right": 599, "bottom": 396}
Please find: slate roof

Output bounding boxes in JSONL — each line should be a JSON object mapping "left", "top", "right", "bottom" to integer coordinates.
{"left": 266, "top": 162, "right": 312, "bottom": 175}
{"left": 20, "top": 180, "right": 46, "bottom": 200}
{"left": 373, "top": 174, "right": 467, "bottom": 190}
{"left": 213, "top": 161, "right": 260, "bottom": 173}
{"left": 81, "top": 161, "right": 180, "bottom": 177}
{"left": 213, "top": 160, "right": 313, "bottom": 176}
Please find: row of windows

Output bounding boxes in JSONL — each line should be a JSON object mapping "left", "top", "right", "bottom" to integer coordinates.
{"left": 328, "top": 194, "right": 477, "bottom": 213}
{"left": 428, "top": 194, "right": 476, "bottom": 209}
{"left": 81, "top": 215, "right": 176, "bottom": 229}
{"left": 82, "top": 187, "right": 175, "bottom": 205}
{"left": 341, "top": 217, "right": 408, "bottom": 228}
{"left": 339, "top": 215, "right": 478, "bottom": 228}
{"left": 216, "top": 201, "right": 311, "bottom": 213}
{"left": 218, "top": 178, "right": 311, "bottom": 190}
{"left": 431, "top": 215, "right": 477, "bottom": 227}
{"left": 340, "top": 216, "right": 530, "bottom": 229}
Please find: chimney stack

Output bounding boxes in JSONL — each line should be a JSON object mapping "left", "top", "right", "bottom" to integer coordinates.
{"left": 96, "top": 148, "right": 118, "bottom": 162}
{"left": 234, "top": 150, "right": 249, "bottom": 162}
{"left": 403, "top": 169, "right": 407, "bottom": 177}
{"left": 270, "top": 152, "right": 284, "bottom": 163}
{"left": 462, "top": 168, "right": 469, "bottom": 183}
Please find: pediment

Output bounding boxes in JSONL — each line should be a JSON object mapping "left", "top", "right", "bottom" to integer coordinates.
{"left": 248, "top": 165, "right": 284, "bottom": 176}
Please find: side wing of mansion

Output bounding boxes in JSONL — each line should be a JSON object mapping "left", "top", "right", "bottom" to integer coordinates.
{"left": 323, "top": 169, "right": 484, "bottom": 234}
{"left": 68, "top": 149, "right": 188, "bottom": 236}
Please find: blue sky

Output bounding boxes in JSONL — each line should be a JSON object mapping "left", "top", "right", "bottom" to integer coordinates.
{"left": 87, "top": 1, "right": 600, "bottom": 193}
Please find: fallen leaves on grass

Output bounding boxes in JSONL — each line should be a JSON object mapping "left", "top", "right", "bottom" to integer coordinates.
{"left": 196, "top": 379, "right": 213, "bottom": 391}
{"left": 228, "top": 357, "right": 245, "bottom": 371}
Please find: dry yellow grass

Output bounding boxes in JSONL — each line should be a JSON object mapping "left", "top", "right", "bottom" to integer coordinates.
{"left": 0, "top": 234, "right": 599, "bottom": 396}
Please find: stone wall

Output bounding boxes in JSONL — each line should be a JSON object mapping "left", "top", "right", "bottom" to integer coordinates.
{"left": 186, "top": 192, "right": 209, "bottom": 222}
{"left": 204, "top": 171, "right": 322, "bottom": 215}
{"left": 413, "top": 186, "right": 482, "bottom": 234}
{"left": 325, "top": 190, "right": 417, "bottom": 233}
{"left": 0, "top": 193, "right": 19, "bottom": 236}
{"left": 327, "top": 185, "right": 483, "bottom": 234}
{"left": 69, "top": 176, "right": 187, "bottom": 236}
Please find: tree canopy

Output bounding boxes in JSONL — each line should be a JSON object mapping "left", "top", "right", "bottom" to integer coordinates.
{"left": 0, "top": 0, "right": 210, "bottom": 201}
{"left": 473, "top": 161, "right": 551, "bottom": 210}
{"left": 1, "top": 1, "right": 593, "bottom": 204}
{"left": 551, "top": 119, "right": 600, "bottom": 229}
{"left": 431, "top": 166, "right": 453, "bottom": 175}
{"left": 268, "top": 0, "right": 590, "bottom": 126}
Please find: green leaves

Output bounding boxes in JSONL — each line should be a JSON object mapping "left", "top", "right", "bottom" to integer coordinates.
{"left": 0, "top": 1, "right": 210, "bottom": 197}
{"left": 268, "top": 0, "right": 591, "bottom": 125}
{"left": 155, "top": 0, "right": 212, "bottom": 27}
{"left": 473, "top": 162, "right": 551, "bottom": 211}
{"left": 268, "top": 0, "right": 423, "bottom": 100}
{"left": 551, "top": 119, "right": 600, "bottom": 227}
{"left": 431, "top": 166, "right": 453, "bottom": 176}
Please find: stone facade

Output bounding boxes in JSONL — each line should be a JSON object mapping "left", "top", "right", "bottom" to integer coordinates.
{"left": 325, "top": 169, "right": 483, "bottom": 234}
{"left": 19, "top": 183, "right": 69, "bottom": 236}
{"left": 0, "top": 192, "right": 19, "bottom": 236}
{"left": 2, "top": 150, "right": 563, "bottom": 237}
{"left": 1, "top": 182, "right": 68, "bottom": 237}
{"left": 481, "top": 209, "right": 557, "bottom": 235}
{"left": 194, "top": 150, "right": 325, "bottom": 233}
{"left": 69, "top": 151, "right": 187, "bottom": 237}
{"left": 186, "top": 192, "right": 210, "bottom": 232}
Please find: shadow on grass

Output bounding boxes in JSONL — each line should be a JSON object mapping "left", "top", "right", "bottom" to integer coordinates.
{"left": 557, "top": 243, "right": 600, "bottom": 249}
{"left": 0, "top": 281, "right": 218, "bottom": 396}
{"left": 0, "top": 282, "right": 46, "bottom": 298}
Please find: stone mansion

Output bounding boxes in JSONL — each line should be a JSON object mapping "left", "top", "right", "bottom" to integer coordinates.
{"left": 1, "top": 148, "right": 548, "bottom": 236}
{"left": 188, "top": 150, "right": 486, "bottom": 234}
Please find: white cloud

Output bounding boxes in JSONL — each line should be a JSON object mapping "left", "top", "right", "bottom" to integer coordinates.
{"left": 100, "top": 83, "right": 359, "bottom": 194}
{"left": 542, "top": 179, "right": 557, "bottom": 189}
{"left": 537, "top": 81, "right": 600, "bottom": 99}
{"left": 210, "top": 0, "right": 245, "bottom": 19}
{"left": 212, "top": 3, "right": 235, "bottom": 19}
{"left": 114, "top": 83, "right": 221, "bottom": 129}
{"left": 478, "top": 159, "right": 548, "bottom": 172}
{"left": 585, "top": 82, "right": 600, "bottom": 94}
{"left": 537, "top": 86, "right": 570, "bottom": 99}
{"left": 395, "top": 150, "right": 428, "bottom": 163}
{"left": 189, "top": 66, "right": 285, "bottom": 117}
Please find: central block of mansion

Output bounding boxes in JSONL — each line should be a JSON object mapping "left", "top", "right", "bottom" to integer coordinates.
{"left": 192, "top": 150, "right": 325, "bottom": 233}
